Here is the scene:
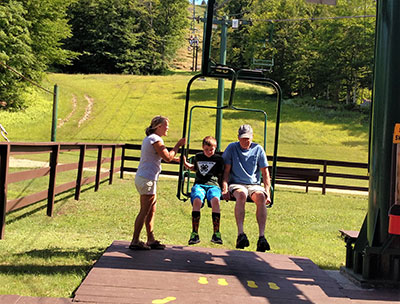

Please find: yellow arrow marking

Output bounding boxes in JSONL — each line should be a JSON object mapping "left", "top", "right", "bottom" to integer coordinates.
{"left": 247, "top": 280, "right": 258, "bottom": 288}
{"left": 152, "top": 296, "right": 176, "bottom": 303}
{"left": 268, "top": 282, "right": 280, "bottom": 290}
{"left": 218, "top": 278, "right": 228, "bottom": 286}
{"left": 198, "top": 276, "right": 208, "bottom": 284}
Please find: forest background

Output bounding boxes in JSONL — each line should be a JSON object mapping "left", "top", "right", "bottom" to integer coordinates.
{"left": 1, "top": 0, "right": 376, "bottom": 111}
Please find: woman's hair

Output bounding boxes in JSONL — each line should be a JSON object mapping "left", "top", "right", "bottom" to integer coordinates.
{"left": 145, "top": 115, "right": 169, "bottom": 136}
{"left": 202, "top": 136, "right": 217, "bottom": 147}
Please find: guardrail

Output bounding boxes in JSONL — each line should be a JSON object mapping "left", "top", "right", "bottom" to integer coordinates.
{"left": 0, "top": 142, "right": 123, "bottom": 239}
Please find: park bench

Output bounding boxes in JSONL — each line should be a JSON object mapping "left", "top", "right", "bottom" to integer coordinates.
{"left": 339, "top": 230, "right": 359, "bottom": 269}
{"left": 273, "top": 166, "right": 321, "bottom": 193}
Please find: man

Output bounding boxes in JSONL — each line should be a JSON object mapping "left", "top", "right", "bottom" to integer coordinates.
{"left": 222, "top": 124, "right": 271, "bottom": 252}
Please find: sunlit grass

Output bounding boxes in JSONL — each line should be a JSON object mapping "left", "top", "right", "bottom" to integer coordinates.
{"left": 0, "top": 73, "right": 369, "bottom": 163}
{"left": 0, "top": 176, "right": 367, "bottom": 297}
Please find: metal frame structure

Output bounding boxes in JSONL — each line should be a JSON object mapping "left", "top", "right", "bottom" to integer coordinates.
{"left": 176, "top": 0, "right": 282, "bottom": 204}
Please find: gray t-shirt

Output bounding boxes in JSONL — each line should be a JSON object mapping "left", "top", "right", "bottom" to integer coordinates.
{"left": 137, "top": 134, "right": 164, "bottom": 181}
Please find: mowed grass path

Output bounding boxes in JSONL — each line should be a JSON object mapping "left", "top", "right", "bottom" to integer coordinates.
{"left": 0, "top": 176, "right": 367, "bottom": 297}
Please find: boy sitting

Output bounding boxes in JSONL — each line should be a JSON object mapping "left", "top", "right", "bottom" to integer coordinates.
{"left": 183, "top": 136, "right": 224, "bottom": 245}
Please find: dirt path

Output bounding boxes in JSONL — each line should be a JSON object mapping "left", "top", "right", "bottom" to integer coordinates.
{"left": 78, "top": 94, "right": 94, "bottom": 128}
{"left": 57, "top": 94, "right": 77, "bottom": 128}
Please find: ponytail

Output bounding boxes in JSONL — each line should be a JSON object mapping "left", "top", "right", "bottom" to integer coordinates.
{"left": 145, "top": 115, "right": 169, "bottom": 136}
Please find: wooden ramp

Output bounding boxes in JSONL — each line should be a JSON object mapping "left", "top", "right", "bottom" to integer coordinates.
{"left": 73, "top": 241, "right": 399, "bottom": 304}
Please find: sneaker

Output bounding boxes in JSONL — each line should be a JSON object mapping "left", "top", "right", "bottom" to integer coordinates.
{"left": 236, "top": 233, "right": 250, "bottom": 249}
{"left": 256, "top": 236, "right": 270, "bottom": 252}
{"left": 188, "top": 232, "right": 200, "bottom": 245}
{"left": 211, "top": 231, "right": 223, "bottom": 244}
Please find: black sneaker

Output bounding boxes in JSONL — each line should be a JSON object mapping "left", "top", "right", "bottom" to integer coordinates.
{"left": 236, "top": 233, "right": 250, "bottom": 249}
{"left": 211, "top": 231, "right": 223, "bottom": 244}
{"left": 256, "top": 236, "right": 270, "bottom": 252}
{"left": 188, "top": 232, "right": 200, "bottom": 245}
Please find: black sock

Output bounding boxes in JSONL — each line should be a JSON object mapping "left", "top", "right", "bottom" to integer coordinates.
{"left": 212, "top": 212, "right": 220, "bottom": 233}
{"left": 192, "top": 211, "right": 200, "bottom": 233}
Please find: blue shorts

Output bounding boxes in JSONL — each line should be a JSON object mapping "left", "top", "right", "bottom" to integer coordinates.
{"left": 190, "top": 184, "right": 221, "bottom": 208}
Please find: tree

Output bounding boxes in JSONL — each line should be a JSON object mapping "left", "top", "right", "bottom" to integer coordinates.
{"left": 0, "top": 0, "right": 77, "bottom": 110}
{"left": 64, "top": 0, "right": 189, "bottom": 74}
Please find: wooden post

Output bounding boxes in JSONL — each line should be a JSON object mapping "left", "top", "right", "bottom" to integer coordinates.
{"left": 109, "top": 146, "right": 116, "bottom": 185}
{"left": 322, "top": 161, "right": 327, "bottom": 195}
{"left": 95, "top": 145, "right": 103, "bottom": 191}
{"left": 0, "top": 144, "right": 10, "bottom": 239}
{"left": 75, "top": 144, "right": 86, "bottom": 200}
{"left": 47, "top": 144, "right": 60, "bottom": 216}
{"left": 120, "top": 145, "right": 125, "bottom": 179}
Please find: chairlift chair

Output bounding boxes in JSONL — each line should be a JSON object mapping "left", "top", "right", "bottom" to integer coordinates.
{"left": 176, "top": 66, "right": 282, "bottom": 206}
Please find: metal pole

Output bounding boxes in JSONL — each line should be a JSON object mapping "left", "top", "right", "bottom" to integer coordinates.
{"left": 368, "top": 0, "right": 400, "bottom": 247}
{"left": 51, "top": 84, "right": 59, "bottom": 142}
{"left": 201, "top": 0, "right": 215, "bottom": 75}
{"left": 215, "top": 16, "right": 227, "bottom": 151}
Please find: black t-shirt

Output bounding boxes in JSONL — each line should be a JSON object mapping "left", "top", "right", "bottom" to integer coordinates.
{"left": 193, "top": 152, "right": 224, "bottom": 187}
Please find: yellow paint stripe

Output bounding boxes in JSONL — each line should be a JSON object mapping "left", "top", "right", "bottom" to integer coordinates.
{"left": 268, "top": 282, "right": 280, "bottom": 290}
{"left": 218, "top": 278, "right": 228, "bottom": 286}
{"left": 198, "top": 276, "right": 208, "bottom": 284}
{"left": 247, "top": 280, "right": 258, "bottom": 288}
{"left": 152, "top": 296, "right": 176, "bottom": 303}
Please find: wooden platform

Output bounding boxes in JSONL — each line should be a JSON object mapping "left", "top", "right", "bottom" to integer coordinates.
{"left": 2, "top": 241, "right": 400, "bottom": 303}
{"left": 71, "top": 240, "right": 399, "bottom": 304}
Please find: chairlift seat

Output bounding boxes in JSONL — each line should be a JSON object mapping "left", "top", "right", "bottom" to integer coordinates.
{"left": 181, "top": 156, "right": 273, "bottom": 207}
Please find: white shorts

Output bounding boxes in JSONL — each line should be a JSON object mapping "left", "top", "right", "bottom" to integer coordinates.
{"left": 135, "top": 175, "right": 157, "bottom": 195}
{"left": 228, "top": 184, "right": 268, "bottom": 199}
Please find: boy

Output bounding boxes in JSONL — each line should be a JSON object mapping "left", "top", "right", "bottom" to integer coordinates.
{"left": 183, "top": 136, "right": 224, "bottom": 245}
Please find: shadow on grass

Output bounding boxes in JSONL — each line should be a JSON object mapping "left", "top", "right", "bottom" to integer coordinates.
{"left": 15, "top": 247, "right": 103, "bottom": 262}
{"left": 5, "top": 180, "right": 108, "bottom": 225}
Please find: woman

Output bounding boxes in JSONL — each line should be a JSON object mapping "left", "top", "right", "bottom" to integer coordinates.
{"left": 129, "top": 115, "right": 185, "bottom": 250}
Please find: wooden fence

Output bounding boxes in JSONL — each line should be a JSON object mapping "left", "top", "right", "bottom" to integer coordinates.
{"left": 0, "top": 142, "right": 123, "bottom": 239}
{"left": 1, "top": 142, "right": 369, "bottom": 239}
{"left": 121, "top": 144, "right": 369, "bottom": 194}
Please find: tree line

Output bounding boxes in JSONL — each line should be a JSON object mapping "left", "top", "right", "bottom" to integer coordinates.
{"left": 1, "top": 0, "right": 375, "bottom": 110}
{"left": 215, "top": 0, "right": 375, "bottom": 104}
{"left": 0, "top": 0, "right": 189, "bottom": 110}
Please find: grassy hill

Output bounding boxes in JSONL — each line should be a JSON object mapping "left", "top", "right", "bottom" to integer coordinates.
{"left": 0, "top": 73, "right": 369, "bottom": 163}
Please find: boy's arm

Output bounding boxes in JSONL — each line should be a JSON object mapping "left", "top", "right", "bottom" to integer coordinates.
{"left": 183, "top": 155, "right": 195, "bottom": 171}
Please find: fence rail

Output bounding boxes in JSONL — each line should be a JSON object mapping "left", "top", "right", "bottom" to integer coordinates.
{"left": 121, "top": 144, "right": 369, "bottom": 194}
{"left": 0, "top": 142, "right": 124, "bottom": 239}
{"left": 1, "top": 142, "right": 369, "bottom": 239}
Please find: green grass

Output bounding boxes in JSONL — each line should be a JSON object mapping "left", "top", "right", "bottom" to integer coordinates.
{"left": 0, "top": 176, "right": 367, "bottom": 297}
{"left": 0, "top": 73, "right": 369, "bottom": 163}
{"left": 0, "top": 73, "right": 370, "bottom": 297}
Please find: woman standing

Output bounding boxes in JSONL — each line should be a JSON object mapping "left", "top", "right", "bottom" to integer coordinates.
{"left": 129, "top": 116, "right": 185, "bottom": 250}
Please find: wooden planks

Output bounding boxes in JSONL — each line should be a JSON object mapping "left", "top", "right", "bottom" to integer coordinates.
{"left": 74, "top": 241, "right": 351, "bottom": 304}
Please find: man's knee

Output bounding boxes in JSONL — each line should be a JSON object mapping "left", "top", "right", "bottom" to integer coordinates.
{"left": 234, "top": 190, "right": 247, "bottom": 203}
{"left": 251, "top": 192, "right": 266, "bottom": 206}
